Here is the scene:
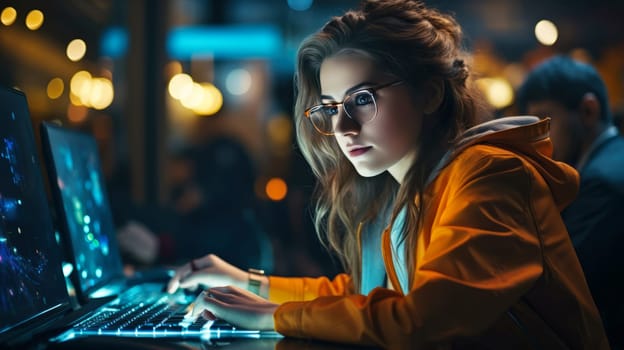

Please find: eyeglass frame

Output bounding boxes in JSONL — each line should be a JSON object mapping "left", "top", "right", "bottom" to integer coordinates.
{"left": 304, "top": 79, "right": 404, "bottom": 135}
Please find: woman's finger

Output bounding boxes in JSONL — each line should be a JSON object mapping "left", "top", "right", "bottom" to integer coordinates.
{"left": 205, "top": 288, "right": 245, "bottom": 305}
{"left": 168, "top": 255, "right": 219, "bottom": 293}
{"left": 192, "top": 291, "right": 228, "bottom": 318}
{"left": 190, "top": 288, "right": 278, "bottom": 330}
{"left": 166, "top": 279, "right": 180, "bottom": 294}
{"left": 167, "top": 265, "right": 190, "bottom": 293}
{"left": 168, "top": 268, "right": 184, "bottom": 289}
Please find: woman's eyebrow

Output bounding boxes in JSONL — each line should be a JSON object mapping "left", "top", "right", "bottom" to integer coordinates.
{"left": 320, "top": 81, "right": 376, "bottom": 101}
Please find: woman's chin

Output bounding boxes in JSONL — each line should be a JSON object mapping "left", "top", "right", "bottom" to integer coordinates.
{"left": 354, "top": 166, "right": 385, "bottom": 178}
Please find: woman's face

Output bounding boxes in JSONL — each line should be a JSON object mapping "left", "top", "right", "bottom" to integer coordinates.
{"left": 319, "top": 55, "right": 425, "bottom": 182}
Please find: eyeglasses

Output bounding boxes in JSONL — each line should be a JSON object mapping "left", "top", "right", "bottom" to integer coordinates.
{"left": 304, "top": 80, "right": 404, "bottom": 135}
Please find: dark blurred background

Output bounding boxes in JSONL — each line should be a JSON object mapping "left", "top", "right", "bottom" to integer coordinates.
{"left": 2, "top": 0, "right": 623, "bottom": 277}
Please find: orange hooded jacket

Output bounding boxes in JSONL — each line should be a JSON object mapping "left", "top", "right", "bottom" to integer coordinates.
{"left": 268, "top": 117, "right": 609, "bottom": 349}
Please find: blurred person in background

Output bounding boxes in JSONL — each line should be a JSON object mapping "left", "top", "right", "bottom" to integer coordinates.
{"left": 106, "top": 159, "right": 181, "bottom": 270}
{"left": 517, "top": 55, "right": 624, "bottom": 349}
{"left": 167, "top": 1, "right": 608, "bottom": 348}
{"left": 109, "top": 134, "right": 273, "bottom": 272}
{"left": 168, "top": 137, "right": 273, "bottom": 272}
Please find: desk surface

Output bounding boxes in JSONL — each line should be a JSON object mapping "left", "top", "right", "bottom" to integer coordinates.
{"left": 44, "top": 336, "right": 377, "bottom": 350}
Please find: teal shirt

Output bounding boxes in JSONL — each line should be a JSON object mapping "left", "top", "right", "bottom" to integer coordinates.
{"left": 360, "top": 206, "right": 409, "bottom": 295}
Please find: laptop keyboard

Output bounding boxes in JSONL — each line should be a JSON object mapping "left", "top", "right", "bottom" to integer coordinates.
{"left": 70, "top": 285, "right": 232, "bottom": 337}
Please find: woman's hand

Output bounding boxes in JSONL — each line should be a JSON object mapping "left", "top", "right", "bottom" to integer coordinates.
{"left": 192, "top": 285, "right": 278, "bottom": 331}
{"left": 116, "top": 221, "right": 159, "bottom": 265}
{"left": 166, "top": 254, "right": 247, "bottom": 293}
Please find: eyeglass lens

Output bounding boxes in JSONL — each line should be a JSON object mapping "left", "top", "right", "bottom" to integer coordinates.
{"left": 310, "top": 90, "right": 377, "bottom": 134}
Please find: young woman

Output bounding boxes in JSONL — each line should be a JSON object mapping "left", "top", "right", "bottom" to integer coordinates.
{"left": 167, "top": 0, "right": 608, "bottom": 348}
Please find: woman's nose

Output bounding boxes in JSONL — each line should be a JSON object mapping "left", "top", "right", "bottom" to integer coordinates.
{"left": 333, "top": 107, "right": 360, "bottom": 136}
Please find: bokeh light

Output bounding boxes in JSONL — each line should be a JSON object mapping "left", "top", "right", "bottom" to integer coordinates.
{"left": 70, "top": 70, "right": 92, "bottom": 105}
{"left": 69, "top": 71, "right": 114, "bottom": 109}
{"left": 25, "top": 9, "right": 44, "bottom": 30}
{"left": 88, "top": 78, "right": 114, "bottom": 110}
{"left": 535, "top": 20, "right": 558, "bottom": 46}
{"left": 193, "top": 83, "right": 223, "bottom": 116}
{"left": 180, "top": 82, "right": 205, "bottom": 109}
{"left": 69, "top": 91, "right": 82, "bottom": 106}
{"left": 265, "top": 178, "right": 288, "bottom": 201}
{"left": 1, "top": 7, "right": 17, "bottom": 26}
{"left": 476, "top": 77, "right": 514, "bottom": 109}
{"left": 168, "top": 73, "right": 193, "bottom": 100}
{"left": 225, "top": 68, "right": 252, "bottom": 96}
{"left": 67, "top": 103, "right": 88, "bottom": 123}
{"left": 46, "top": 78, "right": 64, "bottom": 100}
{"left": 66, "top": 39, "right": 87, "bottom": 62}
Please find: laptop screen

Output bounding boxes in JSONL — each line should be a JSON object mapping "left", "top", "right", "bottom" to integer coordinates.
{"left": 40, "top": 122, "right": 123, "bottom": 299}
{"left": 0, "top": 88, "right": 68, "bottom": 335}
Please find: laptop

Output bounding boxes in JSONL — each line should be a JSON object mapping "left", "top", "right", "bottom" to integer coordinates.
{"left": 39, "top": 121, "right": 175, "bottom": 304}
{"left": 0, "top": 87, "right": 279, "bottom": 348}
{"left": 0, "top": 86, "right": 73, "bottom": 347}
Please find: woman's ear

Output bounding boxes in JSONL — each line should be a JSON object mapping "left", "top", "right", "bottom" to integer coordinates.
{"left": 423, "top": 78, "right": 444, "bottom": 114}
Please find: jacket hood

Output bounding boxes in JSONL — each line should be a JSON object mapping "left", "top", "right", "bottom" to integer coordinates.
{"left": 429, "top": 116, "right": 579, "bottom": 211}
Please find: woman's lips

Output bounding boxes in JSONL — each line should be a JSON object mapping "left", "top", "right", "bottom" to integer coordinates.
{"left": 348, "top": 146, "right": 372, "bottom": 157}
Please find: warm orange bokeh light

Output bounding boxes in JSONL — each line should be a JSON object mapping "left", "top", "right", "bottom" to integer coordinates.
{"left": 25, "top": 9, "right": 44, "bottom": 30}
{"left": 67, "top": 103, "right": 88, "bottom": 123}
{"left": 47, "top": 78, "right": 64, "bottom": 99}
{"left": 265, "top": 177, "right": 287, "bottom": 201}
{"left": 1, "top": 7, "right": 17, "bottom": 26}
